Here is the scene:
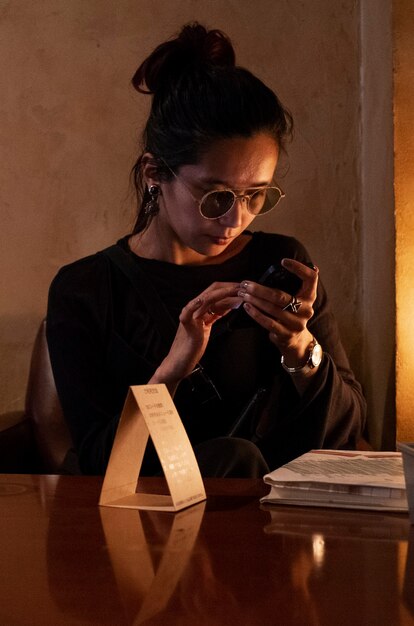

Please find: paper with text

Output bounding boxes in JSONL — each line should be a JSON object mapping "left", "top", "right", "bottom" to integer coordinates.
{"left": 99, "top": 384, "right": 206, "bottom": 511}
{"left": 261, "top": 450, "right": 408, "bottom": 511}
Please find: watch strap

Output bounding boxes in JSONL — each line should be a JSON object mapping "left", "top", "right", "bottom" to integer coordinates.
{"left": 281, "top": 338, "right": 322, "bottom": 375}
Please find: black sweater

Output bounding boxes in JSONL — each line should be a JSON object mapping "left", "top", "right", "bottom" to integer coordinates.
{"left": 46, "top": 231, "right": 366, "bottom": 474}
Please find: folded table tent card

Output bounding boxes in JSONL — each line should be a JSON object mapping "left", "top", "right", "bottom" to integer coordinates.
{"left": 99, "top": 384, "right": 206, "bottom": 512}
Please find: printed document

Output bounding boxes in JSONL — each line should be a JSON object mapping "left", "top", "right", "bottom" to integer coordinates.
{"left": 261, "top": 450, "right": 408, "bottom": 512}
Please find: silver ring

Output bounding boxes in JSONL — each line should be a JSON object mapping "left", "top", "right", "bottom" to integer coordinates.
{"left": 207, "top": 308, "right": 216, "bottom": 316}
{"left": 282, "top": 296, "right": 302, "bottom": 314}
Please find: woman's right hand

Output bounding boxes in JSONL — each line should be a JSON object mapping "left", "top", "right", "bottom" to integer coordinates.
{"left": 150, "top": 282, "right": 240, "bottom": 392}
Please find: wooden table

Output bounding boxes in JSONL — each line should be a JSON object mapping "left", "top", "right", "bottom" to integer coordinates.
{"left": 1, "top": 474, "right": 413, "bottom": 625}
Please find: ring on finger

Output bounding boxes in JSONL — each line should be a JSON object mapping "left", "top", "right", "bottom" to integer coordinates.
{"left": 207, "top": 308, "right": 216, "bottom": 316}
{"left": 282, "top": 295, "right": 302, "bottom": 314}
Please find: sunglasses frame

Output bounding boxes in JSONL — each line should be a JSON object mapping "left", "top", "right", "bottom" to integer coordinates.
{"left": 196, "top": 185, "right": 285, "bottom": 220}
{"left": 161, "top": 162, "right": 285, "bottom": 220}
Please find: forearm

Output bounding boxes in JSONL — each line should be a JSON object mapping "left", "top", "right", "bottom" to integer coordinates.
{"left": 257, "top": 354, "right": 366, "bottom": 470}
{"left": 311, "top": 354, "right": 366, "bottom": 448}
{"left": 148, "top": 367, "right": 180, "bottom": 397}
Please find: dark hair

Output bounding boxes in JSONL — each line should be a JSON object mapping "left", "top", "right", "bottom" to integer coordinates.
{"left": 131, "top": 22, "right": 293, "bottom": 234}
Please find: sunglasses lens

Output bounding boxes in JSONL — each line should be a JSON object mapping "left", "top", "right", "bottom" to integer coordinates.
{"left": 199, "top": 187, "right": 284, "bottom": 219}
{"left": 249, "top": 188, "right": 282, "bottom": 215}
{"left": 201, "top": 191, "right": 235, "bottom": 219}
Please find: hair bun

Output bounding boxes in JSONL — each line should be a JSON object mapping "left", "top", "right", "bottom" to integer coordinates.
{"left": 178, "top": 23, "right": 235, "bottom": 66}
{"left": 132, "top": 22, "right": 236, "bottom": 94}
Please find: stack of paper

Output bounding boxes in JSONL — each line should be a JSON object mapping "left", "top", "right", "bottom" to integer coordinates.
{"left": 261, "top": 450, "right": 408, "bottom": 512}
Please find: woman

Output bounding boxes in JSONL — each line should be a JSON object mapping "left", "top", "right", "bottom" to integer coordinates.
{"left": 47, "top": 23, "right": 366, "bottom": 476}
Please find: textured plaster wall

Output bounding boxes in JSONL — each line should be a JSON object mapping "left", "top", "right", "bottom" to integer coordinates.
{"left": 0, "top": 1, "right": 392, "bottom": 445}
{"left": 360, "top": 0, "right": 394, "bottom": 449}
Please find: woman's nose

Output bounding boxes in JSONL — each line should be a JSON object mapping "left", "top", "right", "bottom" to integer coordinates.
{"left": 218, "top": 196, "right": 246, "bottom": 228}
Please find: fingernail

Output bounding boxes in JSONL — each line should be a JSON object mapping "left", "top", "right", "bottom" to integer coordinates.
{"left": 238, "top": 290, "right": 247, "bottom": 298}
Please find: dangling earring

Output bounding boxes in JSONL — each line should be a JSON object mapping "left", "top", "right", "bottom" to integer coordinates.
{"left": 144, "top": 184, "right": 160, "bottom": 216}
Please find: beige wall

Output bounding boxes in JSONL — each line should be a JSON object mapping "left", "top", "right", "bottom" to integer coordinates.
{"left": 0, "top": 1, "right": 395, "bottom": 447}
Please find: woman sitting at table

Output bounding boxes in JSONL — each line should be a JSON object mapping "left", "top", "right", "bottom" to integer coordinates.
{"left": 46, "top": 23, "right": 366, "bottom": 477}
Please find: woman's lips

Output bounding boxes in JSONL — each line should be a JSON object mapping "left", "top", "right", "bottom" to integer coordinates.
{"left": 208, "top": 235, "right": 234, "bottom": 245}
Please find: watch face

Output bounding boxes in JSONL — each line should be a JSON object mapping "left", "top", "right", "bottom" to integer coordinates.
{"left": 311, "top": 343, "right": 323, "bottom": 367}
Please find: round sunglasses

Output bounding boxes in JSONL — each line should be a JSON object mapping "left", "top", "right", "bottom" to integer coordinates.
{"left": 165, "top": 164, "right": 285, "bottom": 220}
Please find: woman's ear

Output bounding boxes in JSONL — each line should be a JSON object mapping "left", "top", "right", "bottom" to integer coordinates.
{"left": 141, "top": 152, "right": 162, "bottom": 187}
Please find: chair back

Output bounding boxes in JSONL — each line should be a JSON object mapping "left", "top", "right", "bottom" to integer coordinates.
{"left": 25, "top": 320, "right": 73, "bottom": 473}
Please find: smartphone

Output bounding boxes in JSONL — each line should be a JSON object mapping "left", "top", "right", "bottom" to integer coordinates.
{"left": 258, "top": 264, "right": 303, "bottom": 296}
{"left": 225, "top": 262, "right": 313, "bottom": 330}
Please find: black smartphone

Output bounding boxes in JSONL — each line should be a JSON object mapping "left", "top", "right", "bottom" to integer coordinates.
{"left": 258, "top": 264, "right": 303, "bottom": 296}
{"left": 225, "top": 262, "right": 313, "bottom": 331}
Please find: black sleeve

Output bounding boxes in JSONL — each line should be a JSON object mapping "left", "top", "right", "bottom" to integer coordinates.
{"left": 46, "top": 255, "right": 122, "bottom": 475}
{"left": 254, "top": 237, "right": 367, "bottom": 469}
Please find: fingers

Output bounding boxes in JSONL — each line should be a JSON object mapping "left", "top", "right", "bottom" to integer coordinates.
{"left": 238, "top": 284, "right": 314, "bottom": 324}
{"left": 238, "top": 260, "right": 318, "bottom": 340}
{"left": 240, "top": 260, "right": 318, "bottom": 308}
{"left": 168, "top": 283, "right": 245, "bottom": 382}
{"left": 190, "top": 282, "right": 241, "bottom": 323}
{"left": 281, "top": 258, "right": 318, "bottom": 299}
{"left": 242, "top": 299, "right": 307, "bottom": 337}
{"left": 179, "top": 297, "right": 209, "bottom": 330}
{"left": 240, "top": 289, "right": 313, "bottom": 327}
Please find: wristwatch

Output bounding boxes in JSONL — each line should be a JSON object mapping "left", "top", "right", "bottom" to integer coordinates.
{"left": 281, "top": 338, "right": 323, "bottom": 375}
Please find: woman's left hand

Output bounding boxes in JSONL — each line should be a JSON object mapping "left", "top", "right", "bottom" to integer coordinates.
{"left": 238, "top": 258, "right": 318, "bottom": 369}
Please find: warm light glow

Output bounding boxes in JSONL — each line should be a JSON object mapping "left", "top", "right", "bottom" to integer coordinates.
{"left": 396, "top": 246, "right": 414, "bottom": 438}
{"left": 312, "top": 533, "right": 325, "bottom": 568}
{"left": 395, "top": 0, "right": 414, "bottom": 442}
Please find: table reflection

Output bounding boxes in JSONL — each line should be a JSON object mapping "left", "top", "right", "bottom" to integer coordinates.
{"left": 262, "top": 505, "right": 411, "bottom": 541}
{"left": 2, "top": 474, "right": 410, "bottom": 626}
{"left": 46, "top": 478, "right": 125, "bottom": 624}
{"left": 100, "top": 502, "right": 205, "bottom": 624}
{"left": 263, "top": 505, "right": 414, "bottom": 625}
